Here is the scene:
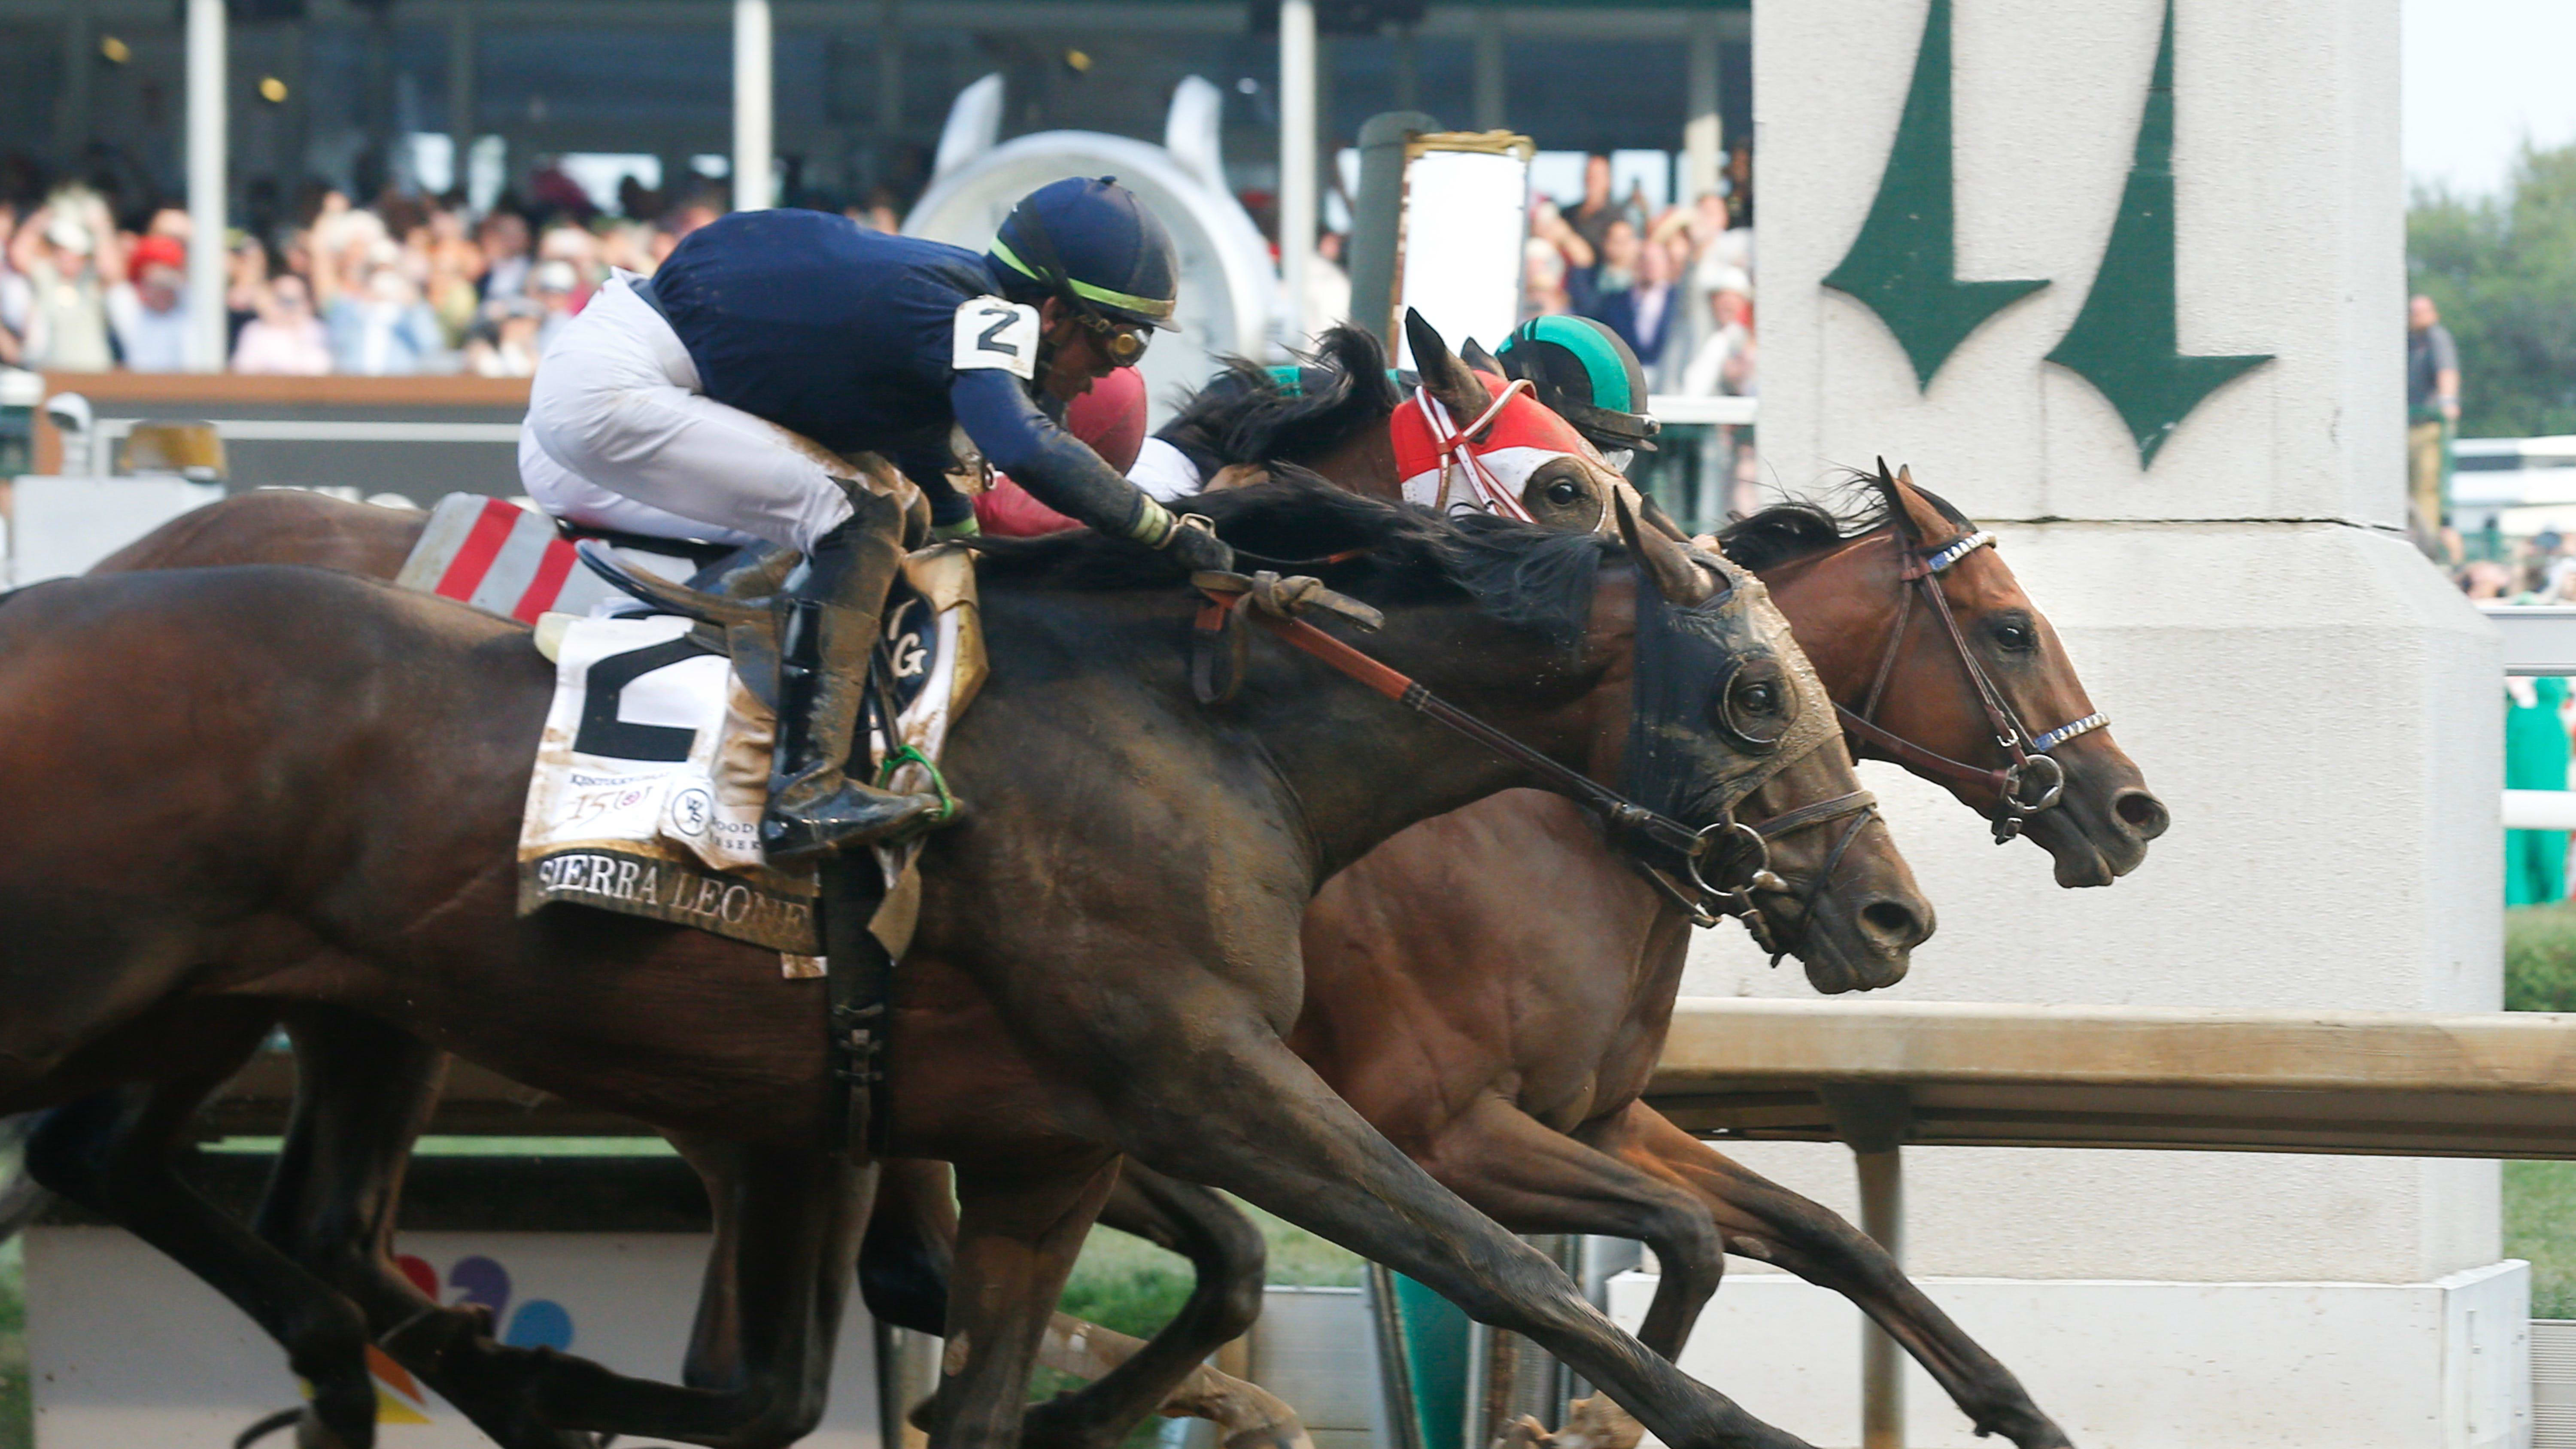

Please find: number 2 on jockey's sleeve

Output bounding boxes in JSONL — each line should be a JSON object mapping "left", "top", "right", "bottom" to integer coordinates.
{"left": 952, "top": 296, "right": 1040, "bottom": 381}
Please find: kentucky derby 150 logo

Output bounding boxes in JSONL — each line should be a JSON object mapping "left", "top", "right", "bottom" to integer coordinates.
{"left": 367, "top": 1253, "right": 575, "bottom": 1425}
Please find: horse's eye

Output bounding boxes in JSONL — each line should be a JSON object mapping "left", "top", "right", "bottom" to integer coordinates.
{"left": 1711, "top": 657, "right": 1795, "bottom": 750}
{"left": 1992, "top": 620, "right": 2036, "bottom": 653}
{"left": 1546, "top": 480, "right": 1583, "bottom": 506}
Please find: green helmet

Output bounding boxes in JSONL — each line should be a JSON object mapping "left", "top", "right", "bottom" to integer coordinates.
{"left": 1494, "top": 316, "right": 1660, "bottom": 457}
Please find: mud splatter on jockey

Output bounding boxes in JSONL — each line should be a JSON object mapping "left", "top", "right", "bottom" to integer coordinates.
{"left": 514, "top": 177, "right": 1231, "bottom": 861}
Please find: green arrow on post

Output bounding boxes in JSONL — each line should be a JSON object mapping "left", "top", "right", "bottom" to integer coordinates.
{"left": 1822, "top": 0, "right": 2047, "bottom": 390}
{"left": 2044, "top": 0, "right": 2271, "bottom": 466}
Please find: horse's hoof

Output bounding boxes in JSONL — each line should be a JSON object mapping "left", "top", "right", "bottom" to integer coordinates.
{"left": 1488, "top": 1397, "right": 1644, "bottom": 1449}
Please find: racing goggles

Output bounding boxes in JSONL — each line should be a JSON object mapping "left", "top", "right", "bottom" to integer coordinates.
{"left": 1076, "top": 309, "right": 1152, "bottom": 367}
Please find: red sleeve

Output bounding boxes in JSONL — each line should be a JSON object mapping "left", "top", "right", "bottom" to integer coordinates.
{"left": 973, "top": 477, "right": 1082, "bottom": 536}
{"left": 975, "top": 366, "right": 1151, "bottom": 537}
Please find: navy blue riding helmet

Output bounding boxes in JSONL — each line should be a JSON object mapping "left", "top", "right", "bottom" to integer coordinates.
{"left": 987, "top": 177, "right": 1182, "bottom": 363}
{"left": 1494, "top": 316, "right": 1661, "bottom": 459}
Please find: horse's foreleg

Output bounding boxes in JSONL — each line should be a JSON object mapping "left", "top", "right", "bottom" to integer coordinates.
{"left": 930, "top": 1154, "right": 1122, "bottom": 1449}
{"left": 1094, "top": 1023, "right": 1813, "bottom": 1449}
{"left": 24, "top": 1045, "right": 381, "bottom": 1449}
{"left": 1020, "top": 1163, "right": 1269, "bottom": 1449}
{"left": 1411, "top": 1095, "right": 1725, "bottom": 1360}
{"left": 860, "top": 1157, "right": 960, "bottom": 1335}
{"left": 1613, "top": 1106, "right": 2072, "bottom": 1449}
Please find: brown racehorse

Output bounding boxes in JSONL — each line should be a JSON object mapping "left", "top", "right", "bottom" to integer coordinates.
{"left": 2, "top": 483, "right": 1918, "bottom": 1449}
{"left": 859, "top": 341, "right": 2163, "bottom": 1449}
{"left": 66, "top": 326, "right": 2151, "bottom": 1449}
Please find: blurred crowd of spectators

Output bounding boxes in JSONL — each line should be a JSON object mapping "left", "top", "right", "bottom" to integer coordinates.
{"left": 1522, "top": 147, "right": 1756, "bottom": 401}
{"left": 0, "top": 173, "right": 788, "bottom": 378}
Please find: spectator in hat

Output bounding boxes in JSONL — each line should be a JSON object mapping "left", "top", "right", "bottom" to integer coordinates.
{"left": 108, "top": 233, "right": 193, "bottom": 372}
{"left": 1680, "top": 266, "right": 1756, "bottom": 398}
{"left": 6, "top": 192, "right": 121, "bottom": 371}
{"left": 326, "top": 255, "right": 446, "bottom": 375}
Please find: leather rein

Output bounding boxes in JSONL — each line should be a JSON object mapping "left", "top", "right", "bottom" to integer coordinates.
{"left": 1190, "top": 571, "right": 1784, "bottom": 930}
{"left": 1838, "top": 529, "right": 2109, "bottom": 844}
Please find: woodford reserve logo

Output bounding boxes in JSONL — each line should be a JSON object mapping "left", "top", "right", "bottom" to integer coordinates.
{"left": 1822, "top": 0, "right": 2272, "bottom": 465}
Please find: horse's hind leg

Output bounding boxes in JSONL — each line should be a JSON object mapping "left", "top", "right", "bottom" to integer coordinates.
{"left": 1020, "top": 1163, "right": 1269, "bottom": 1449}
{"left": 929, "top": 1154, "right": 1121, "bottom": 1449}
{"left": 1611, "top": 1106, "right": 2072, "bottom": 1449}
{"left": 24, "top": 1046, "right": 380, "bottom": 1449}
{"left": 255, "top": 1008, "right": 599, "bottom": 1449}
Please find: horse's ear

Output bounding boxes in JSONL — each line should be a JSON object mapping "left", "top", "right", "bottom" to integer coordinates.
{"left": 1461, "top": 337, "right": 1504, "bottom": 376}
{"left": 1405, "top": 308, "right": 1492, "bottom": 422}
{"left": 1883, "top": 462, "right": 1959, "bottom": 542}
{"left": 1872, "top": 457, "right": 1922, "bottom": 542}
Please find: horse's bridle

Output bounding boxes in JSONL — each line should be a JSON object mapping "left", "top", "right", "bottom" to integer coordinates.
{"left": 1838, "top": 529, "right": 2110, "bottom": 844}
{"left": 1191, "top": 571, "right": 1789, "bottom": 935}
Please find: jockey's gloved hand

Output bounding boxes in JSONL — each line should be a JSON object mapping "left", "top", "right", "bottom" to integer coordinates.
{"left": 1157, "top": 511, "right": 1235, "bottom": 576}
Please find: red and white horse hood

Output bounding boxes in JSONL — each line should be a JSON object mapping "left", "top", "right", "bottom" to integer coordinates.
{"left": 1391, "top": 369, "right": 1602, "bottom": 522}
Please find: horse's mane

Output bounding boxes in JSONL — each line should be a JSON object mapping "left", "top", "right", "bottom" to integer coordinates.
{"left": 974, "top": 476, "right": 1610, "bottom": 646}
{"left": 1714, "top": 470, "right": 1978, "bottom": 571}
{"left": 1156, "top": 326, "right": 1402, "bottom": 473}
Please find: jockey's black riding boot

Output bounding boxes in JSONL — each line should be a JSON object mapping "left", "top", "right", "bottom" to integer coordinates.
{"left": 759, "top": 491, "right": 948, "bottom": 863}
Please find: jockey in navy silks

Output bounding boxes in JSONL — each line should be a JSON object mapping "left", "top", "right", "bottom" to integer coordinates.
{"left": 517, "top": 178, "right": 1232, "bottom": 862}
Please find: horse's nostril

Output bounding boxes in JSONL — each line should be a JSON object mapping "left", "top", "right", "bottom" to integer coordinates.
{"left": 1859, "top": 898, "right": 1929, "bottom": 951}
{"left": 2112, "top": 787, "right": 2170, "bottom": 841}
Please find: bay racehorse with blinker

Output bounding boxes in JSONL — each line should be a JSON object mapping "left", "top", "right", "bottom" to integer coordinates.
{"left": 852, "top": 330, "right": 2163, "bottom": 1449}
{"left": 0, "top": 482, "right": 1913, "bottom": 1449}
{"left": 47, "top": 317, "right": 2156, "bottom": 1449}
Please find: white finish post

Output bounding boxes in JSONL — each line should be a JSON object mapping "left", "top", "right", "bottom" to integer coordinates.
{"left": 1665, "top": 0, "right": 2509, "bottom": 1440}
{"left": 185, "top": 0, "right": 227, "bottom": 373}
{"left": 1683, "top": 27, "right": 1720, "bottom": 204}
{"left": 732, "top": 0, "right": 774, "bottom": 211}
{"left": 1277, "top": 0, "right": 1317, "bottom": 349}
{"left": 1471, "top": 12, "right": 1506, "bottom": 133}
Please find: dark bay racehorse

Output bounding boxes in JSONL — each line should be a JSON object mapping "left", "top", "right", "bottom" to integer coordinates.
{"left": 857, "top": 338, "right": 2164, "bottom": 1449}
{"left": 66, "top": 323, "right": 2153, "bottom": 1449}
{"left": 1, "top": 485, "right": 1914, "bottom": 1449}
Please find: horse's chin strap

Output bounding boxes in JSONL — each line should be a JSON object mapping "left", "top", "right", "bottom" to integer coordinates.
{"left": 1838, "top": 529, "right": 2111, "bottom": 844}
{"left": 1190, "top": 572, "right": 1756, "bottom": 911}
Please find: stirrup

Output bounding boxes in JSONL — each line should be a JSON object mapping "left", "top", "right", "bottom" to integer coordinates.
{"left": 575, "top": 541, "right": 774, "bottom": 630}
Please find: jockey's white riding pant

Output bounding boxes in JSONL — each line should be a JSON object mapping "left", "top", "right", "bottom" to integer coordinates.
{"left": 522, "top": 276, "right": 856, "bottom": 554}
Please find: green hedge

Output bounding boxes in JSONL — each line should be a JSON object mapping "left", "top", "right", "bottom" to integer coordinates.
{"left": 2508, "top": 901, "right": 2576, "bottom": 1012}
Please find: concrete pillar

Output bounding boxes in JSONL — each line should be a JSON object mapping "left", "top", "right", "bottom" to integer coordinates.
{"left": 1278, "top": 0, "right": 1317, "bottom": 349}
{"left": 733, "top": 0, "right": 774, "bottom": 211}
{"left": 185, "top": 0, "right": 227, "bottom": 372}
{"left": 1470, "top": 12, "right": 1505, "bottom": 134}
{"left": 447, "top": 5, "right": 477, "bottom": 191}
{"left": 1683, "top": 27, "right": 1720, "bottom": 204}
{"left": 1653, "top": 0, "right": 2518, "bottom": 1443}
{"left": 55, "top": 0, "right": 92, "bottom": 166}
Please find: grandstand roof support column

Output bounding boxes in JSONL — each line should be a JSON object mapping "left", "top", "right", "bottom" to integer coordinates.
{"left": 1471, "top": 11, "right": 1505, "bottom": 133}
{"left": 449, "top": 6, "right": 479, "bottom": 197}
{"left": 733, "top": 0, "right": 775, "bottom": 211}
{"left": 1684, "top": 26, "right": 1720, "bottom": 204}
{"left": 185, "top": 0, "right": 228, "bottom": 373}
{"left": 1279, "top": 0, "right": 1317, "bottom": 350}
{"left": 55, "top": 0, "right": 92, "bottom": 166}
